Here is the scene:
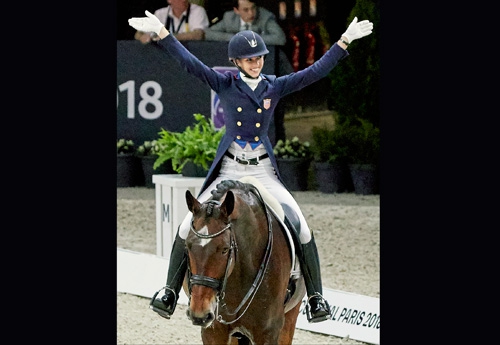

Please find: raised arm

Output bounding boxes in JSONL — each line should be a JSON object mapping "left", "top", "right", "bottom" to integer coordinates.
{"left": 338, "top": 16, "right": 373, "bottom": 47}
{"left": 277, "top": 16, "right": 373, "bottom": 96}
{"left": 129, "top": 11, "right": 167, "bottom": 39}
{"left": 128, "top": 11, "right": 227, "bottom": 92}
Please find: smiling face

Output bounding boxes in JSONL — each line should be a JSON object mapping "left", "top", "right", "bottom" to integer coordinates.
{"left": 234, "top": 0, "right": 257, "bottom": 23}
{"left": 235, "top": 55, "right": 264, "bottom": 78}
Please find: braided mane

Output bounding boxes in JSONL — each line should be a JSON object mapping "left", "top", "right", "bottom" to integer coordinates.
{"left": 210, "top": 180, "right": 252, "bottom": 200}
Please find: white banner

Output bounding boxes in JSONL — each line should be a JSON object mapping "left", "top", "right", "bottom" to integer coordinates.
{"left": 295, "top": 288, "right": 379, "bottom": 344}
{"left": 117, "top": 248, "right": 379, "bottom": 344}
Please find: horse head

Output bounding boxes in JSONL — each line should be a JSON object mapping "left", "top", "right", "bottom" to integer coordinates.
{"left": 184, "top": 187, "right": 239, "bottom": 328}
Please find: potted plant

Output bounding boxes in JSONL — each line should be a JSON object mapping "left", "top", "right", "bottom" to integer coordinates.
{"left": 136, "top": 140, "right": 175, "bottom": 188}
{"left": 343, "top": 117, "right": 380, "bottom": 195}
{"left": 310, "top": 117, "right": 353, "bottom": 194}
{"left": 117, "top": 139, "right": 142, "bottom": 187}
{"left": 154, "top": 113, "right": 226, "bottom": 177}
{"left": 273, "top": 136, "right": 312, "bottom": 191}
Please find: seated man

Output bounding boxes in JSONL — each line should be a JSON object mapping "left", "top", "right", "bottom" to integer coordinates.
{"left": 204, "top": 0, "right": 286, "bottom": 46}
{"left": 134, "top": 0, "right": 209, "bottom": 43}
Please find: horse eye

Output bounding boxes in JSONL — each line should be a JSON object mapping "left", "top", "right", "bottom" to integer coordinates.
{"left": 222, "top": 248, "right": 229, "bottom": 255}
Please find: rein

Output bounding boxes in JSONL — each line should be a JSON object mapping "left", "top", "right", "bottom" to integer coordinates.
{"left": 188, "top": 192, "right": 274, "bottom": 325}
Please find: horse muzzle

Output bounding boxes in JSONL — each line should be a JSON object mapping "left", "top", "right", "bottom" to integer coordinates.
{"left": 186, "top": 308, "right": 216, "bottom": 327}
{"left": 186, "top": 284, "right": 218, "bottom": 328}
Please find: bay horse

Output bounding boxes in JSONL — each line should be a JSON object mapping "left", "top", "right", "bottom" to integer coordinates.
{"left": 183, "top": 177, "right": 306, "bottom": 345}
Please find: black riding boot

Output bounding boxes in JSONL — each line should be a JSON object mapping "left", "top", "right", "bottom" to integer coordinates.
{"left": 301, "top": 235, "right": 331, "bottom": 323}
{"left": 150, "top": 232, "right": 187, "bottom": 319}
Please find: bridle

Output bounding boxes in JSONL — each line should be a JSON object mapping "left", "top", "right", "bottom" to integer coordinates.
{"left": 187, "top": 195, "right": 274, "bottom": 324}
{"left": 188, "top": 219, "right": 234, "bottom": 295}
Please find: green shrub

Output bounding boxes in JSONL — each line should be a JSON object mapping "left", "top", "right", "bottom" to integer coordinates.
{"left": 273, "top": 136, "right": 312, "bottom": 160}
{"left": 341, "top": 116, "right": 380, "bottom": 165}
{"left": 136, "top": 140, "right": 162, "bottom": 157}
{"left": 154, "top": 113, "right": 226, "bottom": 173}
{"left": 117, "top": 139, "right": 135, "bottom": 155}
{"left": 311, "top": 114, "right": 350, "bottom": 164}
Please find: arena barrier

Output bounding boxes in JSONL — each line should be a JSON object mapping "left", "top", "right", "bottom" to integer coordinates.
{"left": 117, "top": 248, "right": 379, "bottom": 344}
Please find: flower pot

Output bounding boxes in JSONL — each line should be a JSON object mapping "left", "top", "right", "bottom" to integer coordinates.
{"left": 313, "top": 161, "right": 353, "bottom": 194}
{"left": 348, "top": 164, "right": 378, "bottom": 195}
{"left": 276, "top": 157, "right": 311, "bottom": 191}
{"left": 141, "top": 156, "right": 175, "bottom": 188}
{"left": 117, "top": 153, "right": 142, "bottom": 187}
{"left": 181, "top": 161, "right": 210, "bottom": 177}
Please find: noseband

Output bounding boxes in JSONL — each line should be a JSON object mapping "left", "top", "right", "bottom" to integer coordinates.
{"left": 188, "top": 193, "right": 274, "bottom": 324}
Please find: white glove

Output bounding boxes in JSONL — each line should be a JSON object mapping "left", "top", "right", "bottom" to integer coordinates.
{"left": 341, "top": 17, "right": 373, "bottom": 44}
{"left": 128, "top": 10, "right": 164, "bottom": 35}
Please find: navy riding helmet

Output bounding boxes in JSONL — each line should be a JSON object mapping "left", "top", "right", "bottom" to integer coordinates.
{"left": 228, "top": 30, "right": 269, "bottom": 60}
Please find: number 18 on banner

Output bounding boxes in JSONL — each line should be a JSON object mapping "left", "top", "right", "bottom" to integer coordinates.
{"left": 211, "top": 66, "right": 239, "bottom": 129}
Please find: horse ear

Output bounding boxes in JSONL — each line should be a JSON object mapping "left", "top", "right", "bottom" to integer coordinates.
{"left": 221, "top": 190, "right": 236, "bottom": 218}
{"left": 186, "top": 190, "right": 201, "bottom": 214}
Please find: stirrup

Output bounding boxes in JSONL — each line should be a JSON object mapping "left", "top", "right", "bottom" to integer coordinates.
{"left": 149, "top": 286, "right": 177, "bottom": 319}
{"left": 305, "top": 294, "right": 331, "bottom": 323}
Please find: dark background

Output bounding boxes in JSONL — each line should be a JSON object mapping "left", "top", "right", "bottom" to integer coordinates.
{"left": 117, "top": 40, "right": 277, "bottom": 144}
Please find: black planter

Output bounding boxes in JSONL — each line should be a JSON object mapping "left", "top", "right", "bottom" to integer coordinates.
{"left": 276, "top": 157, "right": 311, "bottom": 191}
{"left": 117, "top": 153, "right": 142, "bottom": 187}
{"left": 182, "top": 161, "right": 210, "bottom": 177}
{"left": 348, "top": 164, "right": 378, "bottom": 195}
{"left": 314, "top": 161, "right": 353, "bottom": 194}
{"left": 141, "top": 156, "right": 175, "bottom": 188}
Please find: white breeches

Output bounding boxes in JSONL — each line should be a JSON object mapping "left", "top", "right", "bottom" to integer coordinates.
{"left": 177, "top": 143, "right": 312, "bottom": 243}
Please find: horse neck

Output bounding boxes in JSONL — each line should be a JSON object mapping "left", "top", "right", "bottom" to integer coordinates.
{"left": 224, "top": 204, "right": 266, "bottom": 276}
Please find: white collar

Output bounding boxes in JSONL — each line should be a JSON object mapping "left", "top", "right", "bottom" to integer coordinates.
{"left": 240, "top": 18, "right": 252, "bottom": 28}
{"left": 240, "top": 73, "right": 262, "bottom": 91}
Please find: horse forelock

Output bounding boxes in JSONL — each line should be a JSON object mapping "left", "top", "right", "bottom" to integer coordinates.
{"left": 191, "top": 201, "right": 224, "bottom": 232}
{"left": 204, "top": 200, "right": 220, "bottom": 217}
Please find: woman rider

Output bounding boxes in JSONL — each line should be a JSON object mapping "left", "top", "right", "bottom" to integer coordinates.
{"left": 128, "top": 11, "right": 373, "bottom": 323}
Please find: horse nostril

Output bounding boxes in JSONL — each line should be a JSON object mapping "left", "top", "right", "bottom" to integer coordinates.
{"left": 204, "top": 312, "right": 215, "bottom": 325}
{"left": 190, "top": 312, "right": 215, "bottom": 327}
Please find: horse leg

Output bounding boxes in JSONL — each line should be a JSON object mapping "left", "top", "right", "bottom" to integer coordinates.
{"left": 279, "top": 301, "right": 302, "bottom": 345}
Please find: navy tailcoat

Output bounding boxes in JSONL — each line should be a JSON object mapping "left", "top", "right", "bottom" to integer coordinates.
{"left": 157, "top": 35, "right": 349, "bottom": 195}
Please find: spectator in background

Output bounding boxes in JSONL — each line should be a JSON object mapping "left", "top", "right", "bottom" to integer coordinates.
{"left": 204, "top": 0, "right": 290, "bottom": 144}
{"left": 134, "top": 0, "right": 209, "bottom": 43}
{"left": 204, "top": 0, "right": 285, "bottom": 45}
